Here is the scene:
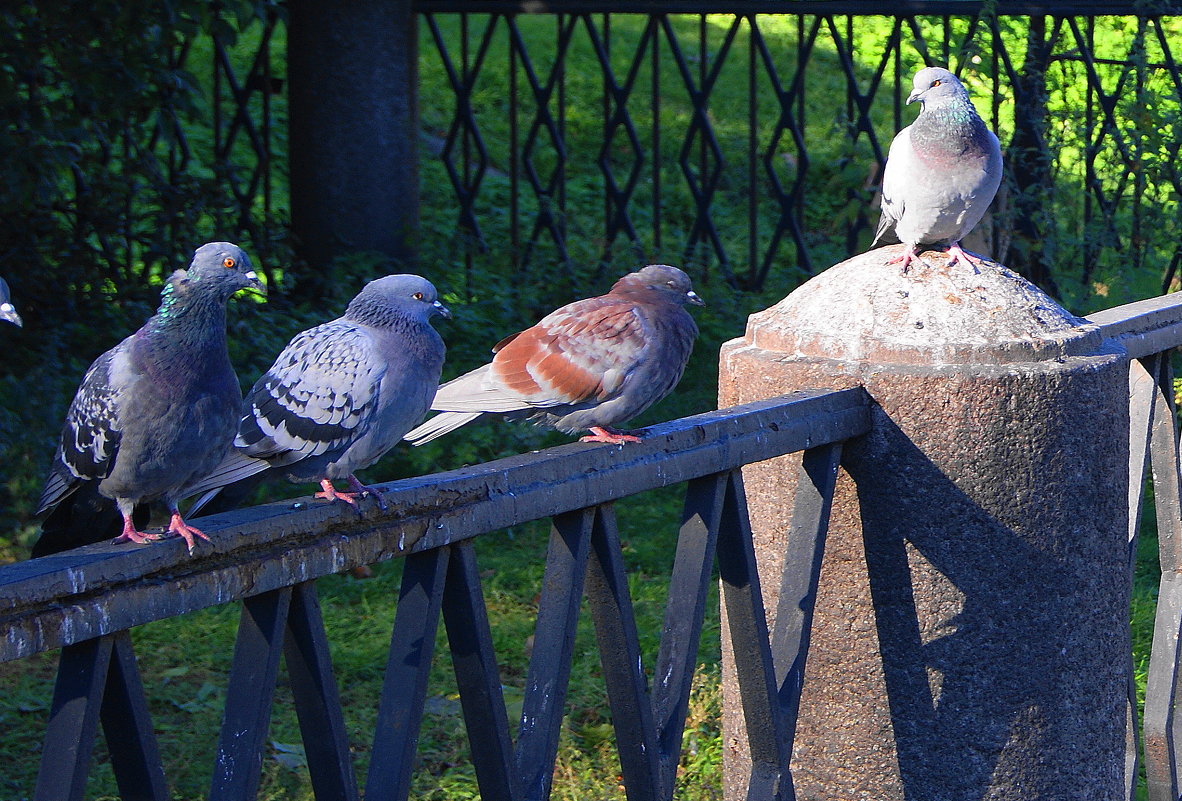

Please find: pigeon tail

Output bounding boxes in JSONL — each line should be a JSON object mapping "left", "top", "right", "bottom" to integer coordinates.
{"left": 404, "top": 411, "right": 483, "bottom": 445}
{"left": 180, "top": 450, "right": 271, "bottom": 502}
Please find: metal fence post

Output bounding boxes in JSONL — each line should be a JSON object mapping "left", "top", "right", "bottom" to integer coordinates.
{"left": 718, "top": 249, "right": 1131, "bottom": 800}
{"left": 287, "top": 0, "right": 419, "bottom": 288}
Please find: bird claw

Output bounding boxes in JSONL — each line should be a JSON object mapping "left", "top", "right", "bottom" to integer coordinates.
{"left": 113, "top": 529, "right": 162, "bottom": 546}
{"left": 167, "top": 513, "right": 210, "bottom": 554}
{"left": 315, "top": 478, "right": 385, "bottom": 514}
{"left": 946, "top": 242, "right": 984, "bottom": 273}
{"left": 580, "top": 426, "right": 643, "bottom": 445}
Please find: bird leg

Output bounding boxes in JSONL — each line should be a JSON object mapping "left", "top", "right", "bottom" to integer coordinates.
{"left": 315, "top": 479, "right": 360, "bottom": 508}
{"left": 112, "top": 513, "right": 162, "bottom": 546}
{"left": 347, "top": 474, "right": 387, "bottom": 511}
{"left": 166, "top": 512, "right": 210, "bottom": 553}
{"left": 580, "top": 426, "right": 643, "bottom": 445}
{"left": 884, "top": 244, "right": 930, "bottom": 274}
{"left": 314, "top": 476, "right": 386, "bottom": 511}
{"left": 945, "top": 242, "right": 985, "bottom": 273}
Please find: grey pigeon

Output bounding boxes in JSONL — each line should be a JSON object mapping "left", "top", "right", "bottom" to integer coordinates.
{"left": 404, "top": 264, "right": 702, "bottom": 446}
{"left": 34, "top": 242, "right": 263, "bottom": 553}
{"left": 184, "top": 274, "right": 450, "bottom": 513}
{"left": 871, "top": 66, "right": 1002, "bottom": 272}
{"left": 0, "top": 275, "right": 21, "bottom": 327}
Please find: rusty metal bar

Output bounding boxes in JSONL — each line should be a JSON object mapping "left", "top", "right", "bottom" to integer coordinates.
{"left": 0, "top": 390, "right": 871, "bottom": 664}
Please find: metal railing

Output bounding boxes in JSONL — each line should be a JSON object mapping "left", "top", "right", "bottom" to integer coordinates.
{"left": 1, "top": 389, "right": 870, "bottom": 800}
{"left": 1088, "top": 294, "right": 1182, "bottom": 801}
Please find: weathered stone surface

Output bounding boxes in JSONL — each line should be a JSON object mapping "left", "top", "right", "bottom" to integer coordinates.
{"left": 719, "top": 247, "right": 1130, "bottom": 801}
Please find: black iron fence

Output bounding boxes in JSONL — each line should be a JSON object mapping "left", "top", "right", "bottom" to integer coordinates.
{"left": 414, "top": 4, "right": 1182, "bottom": 300}
{"left": 21, "top": 3, "right": 1182, "bottom": 304}
{"left": 2, "top": 389, "right": 869, "bottom": 800}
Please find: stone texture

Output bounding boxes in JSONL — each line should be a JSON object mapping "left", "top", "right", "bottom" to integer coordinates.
{"left": 718, "top": 247, "right": 1130, "bottom": 801}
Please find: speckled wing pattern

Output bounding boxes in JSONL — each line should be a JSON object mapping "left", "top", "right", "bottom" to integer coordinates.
{"left": 36, "top": 350, "right": 124, "bottom": 513}
{"left": 236, "top": 321, "right": 387, "bottom": 465}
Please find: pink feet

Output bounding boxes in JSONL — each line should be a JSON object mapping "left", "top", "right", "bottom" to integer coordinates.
{"left": 113, "top": 515, "right": 161, "bottom": 546}
{"left": 886, "top": 245, "right": 925, "bottom": 274}
{"left": 887, "top": 242, "right": 985, "bottom": 274}
{"left": 580, "top": 426, "right": 643, "bottom": 445}
{"left": 945, "top": 242, "right": 984, "bottom": 272}
{"left": 112, "top": 511, "right": 209, "bottom": 553}
{"left": 314, "top": 476, "right": 387, "bottom": 511}
{"left": 167, "top": 512, "right": 210, "bottom": 553}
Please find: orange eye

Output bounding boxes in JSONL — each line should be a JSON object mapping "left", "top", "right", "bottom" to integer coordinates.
{"left": 413, "top": 292, "right": 424, "bottom": 300}
{"left": 223, "top": 257, "right": 236, "bottom": 269}
{"left": 931, "top": 79, "right": 942, "bottom": 87}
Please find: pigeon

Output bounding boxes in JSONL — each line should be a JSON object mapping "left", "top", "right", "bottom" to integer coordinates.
{"left": 183, "top": 274, "right": 450, "bottom": 514}
{"left": 34, "top": 242, "right": 263, "bottom": 554}
{"left": 0, "top": 275, "right": 21, "bottom": 327}
{"left": 404, "top": 264, "right": 703, "bottom": 446}
{"left": 871, "top": 66, "right": 1002, "bottom": 272}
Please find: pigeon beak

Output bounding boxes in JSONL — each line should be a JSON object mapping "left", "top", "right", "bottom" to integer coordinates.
{"left": 0, "top": 303, "right": 21, "bottom": 327}
{"left": 433, "top": 299, "right": 452, "bottom": 319}
{"left": 243, "top": 271, "right": 267, "bottom": 298}
{"left": 686, "top": 290, "right": 706, "bottom": 307}
{"left": 907, "top": 88, "right": 923, "bottom": 104}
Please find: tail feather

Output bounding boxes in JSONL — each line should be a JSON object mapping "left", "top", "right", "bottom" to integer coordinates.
{"left": 403, "top": 411, "right": 483, "bottom": 445}
{"left": 179, "top": 451, "right": 271, "bottom": 502}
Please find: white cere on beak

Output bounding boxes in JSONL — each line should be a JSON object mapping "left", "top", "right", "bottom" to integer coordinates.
{"left": 245, "top": 271, "right": 258, "bottom": 280}
{"left": 0, "top": 303, "right": 12, "bottom": 313}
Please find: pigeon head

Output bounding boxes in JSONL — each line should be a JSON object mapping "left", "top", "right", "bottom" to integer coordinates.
{"left": 345, "top": 274, "right": 451, "bottom": 327}
{"left": 0, "top": 275, "right": 21, "bottom": 327}
{"left": 175, "top": 242, "right": 265, "bottom": 300}
{"left": 612, "top": 264, "right": 705, "bottom": 307}
{"left": 907, "top": 67, "right": 970, "bottom": 107}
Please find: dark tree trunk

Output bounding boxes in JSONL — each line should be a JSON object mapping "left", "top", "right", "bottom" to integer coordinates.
{"left": 1002, "top": 16, "right": 1060, "bottom": 299}
{"left": 287, "top": 0, "right": 420, "bottom": 299}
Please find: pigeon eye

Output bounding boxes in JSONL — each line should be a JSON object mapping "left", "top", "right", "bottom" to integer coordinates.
{"left": 413, "top": 292, "right": 424, "bottom": 300}
{"left": 667, "top": 281, "right": 676, "bottom": 288}
{"left": 223, "top": 257, "right": 236, "bottom": 269}
{"left": 930, "top": 79, "right": 942, "bottom": 88}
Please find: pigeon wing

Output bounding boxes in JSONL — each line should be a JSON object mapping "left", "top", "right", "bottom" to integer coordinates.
{"left": 237, "top": 321, "right": 387, "bottom": 467}
{"left": 871, "top": 124, "right": 913, "bottom": 248}
{"left": 37, "top": 349, "right": 125, "bottom": 514}
{"left": 493, "top": 297, "right": 648, "bottom": 404}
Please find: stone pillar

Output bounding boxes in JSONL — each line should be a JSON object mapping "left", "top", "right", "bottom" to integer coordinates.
{"left": 288, "top": 0, "right": 418, "bottom": 288}
{"left": 718, "top": 247, "right": 1130, "bottom": 800}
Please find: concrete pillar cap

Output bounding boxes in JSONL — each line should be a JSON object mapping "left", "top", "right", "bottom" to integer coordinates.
{"left": 748, "top": 246, "right": 1102, "bottom": 365}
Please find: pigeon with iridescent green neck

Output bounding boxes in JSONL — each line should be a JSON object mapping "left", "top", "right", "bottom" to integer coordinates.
{"left": 34, "top": 242, "right": 264, "bottom": 554}
{"left": 872, "top": 66, "right": 1002, "bottom": 272}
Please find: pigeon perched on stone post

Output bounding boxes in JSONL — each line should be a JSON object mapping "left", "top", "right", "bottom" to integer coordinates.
{"left": 183, "top": 274, "right": 449, "bottom": 514}
{"left": 871, "top": 66, "right": 1003, "bottom": 272}
{"left": 0, "top": 276, "right": 22, "bottom": 327}
{"left": 403, "top": 264, "right": 703, "bottom": 446}
{"left": 33, "top": 242, "right": 264, "bottom": 555}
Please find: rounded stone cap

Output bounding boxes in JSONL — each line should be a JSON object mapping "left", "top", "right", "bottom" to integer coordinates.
{"left": 747, "top": 246, "right": 1103, "bottom": 365}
